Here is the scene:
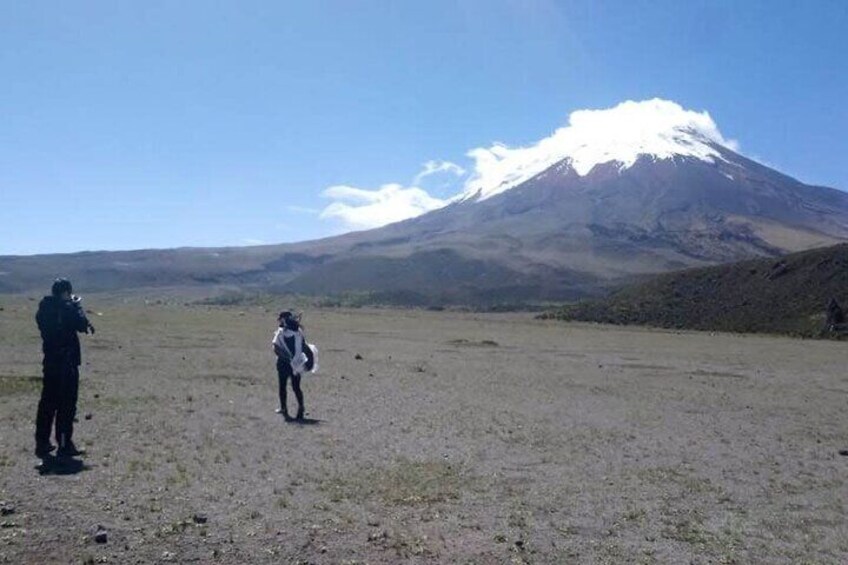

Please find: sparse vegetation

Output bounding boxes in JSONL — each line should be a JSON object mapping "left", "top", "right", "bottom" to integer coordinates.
{"left": 542, "top": 243, "right": 848, "bottom": 337}
{"left": 0, "top": 297, "right": 844, "bottom": 563}
{"left": 321, "top": 459, "right": 468, "bottom": 507}
{"left": 0, "top": 375, "right": 41, "bottom": 397}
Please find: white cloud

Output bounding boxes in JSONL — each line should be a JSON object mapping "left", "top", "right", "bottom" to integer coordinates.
{"left": 412, "top": 160, "right": 466, "bottom": 185}
{"left": 320, "top": 183, "right": 448, "bottom": 230}
{"left": 463, "top": 98, "right": 739, "bottom": 200}
{"left": 320, "top": 98, "right": 743, "bottom": 229}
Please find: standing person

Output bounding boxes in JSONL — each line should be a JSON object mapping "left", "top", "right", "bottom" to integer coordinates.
{"left": 34, "top": 278, "right": 95, "bottom": 459}
{"left": 272, "top": 311, "right": 312, "bottom": 421}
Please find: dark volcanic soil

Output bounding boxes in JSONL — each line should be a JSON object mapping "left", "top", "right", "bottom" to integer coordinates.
{"left": 1, "top": 297, "right": 847, "bottom": 563}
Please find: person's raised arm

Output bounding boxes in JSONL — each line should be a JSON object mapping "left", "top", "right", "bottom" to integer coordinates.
{"left": 70, "top": 296, "right": 95, "bottom": 334}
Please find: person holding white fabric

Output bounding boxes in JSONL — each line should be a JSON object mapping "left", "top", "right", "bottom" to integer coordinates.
{"left": 272, "top": 311, "right": 311, "bottom": 420}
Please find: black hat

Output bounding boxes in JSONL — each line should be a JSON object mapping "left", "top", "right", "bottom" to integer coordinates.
{"left": 51, "top": 278, "right": 73, "bottom": 297}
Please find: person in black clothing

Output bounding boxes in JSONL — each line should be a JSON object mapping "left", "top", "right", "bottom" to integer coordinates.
{"left": 271, "top": 311, "right": 312, "bottom": 421}
{"left": 34, "top": 278, "right": 95, "bottom": 458}
{"left": 825, "top": 298, "right": 845, "bottom": 332}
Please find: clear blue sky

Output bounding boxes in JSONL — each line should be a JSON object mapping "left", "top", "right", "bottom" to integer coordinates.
{"left": 2, "top": 0, "right": 847, "bottom": 255}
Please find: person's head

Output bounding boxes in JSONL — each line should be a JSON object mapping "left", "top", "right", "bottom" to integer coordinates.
{"left": 278, "top": 310, "right": 301, "bottom": 331}
{"left": 51, "top": 278, "right": 73, "bottom": 300}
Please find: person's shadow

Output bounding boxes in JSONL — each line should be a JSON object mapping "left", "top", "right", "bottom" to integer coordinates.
{"left": 284, "top": 416, "right": 322, "bottom": 426}
{"left": 35, "top": 456, "right": 90, "bottom": 476}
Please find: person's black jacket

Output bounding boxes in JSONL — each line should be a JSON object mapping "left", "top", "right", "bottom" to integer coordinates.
{"left": 35, "top": 296, "right": 90, "bottom": 366}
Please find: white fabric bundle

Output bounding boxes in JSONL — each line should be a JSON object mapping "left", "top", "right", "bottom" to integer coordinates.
{"left": 272, "top": 328, "right": 318, "bottom": 375}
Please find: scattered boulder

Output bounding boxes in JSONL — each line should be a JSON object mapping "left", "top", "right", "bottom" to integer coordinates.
{"left": 192, "top": 513, "right": 208, "bottom": 524}
{"left": 354, "top": 354, "right": 363, "bottom": 360}
{"left": 85, "top": 413, "right": 93, "bottom": 421}
{"left": 0, "top": 503, "right": 15, "bottom": 516}
{"left": 94, "top": 526, "right": 108, "bottom": 544}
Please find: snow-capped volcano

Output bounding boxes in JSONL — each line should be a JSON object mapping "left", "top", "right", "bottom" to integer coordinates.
{"left": 463, "top": 99, "right": 738, "bottom": 201}
{"left": 5, "top": 98, "right": 848, "bottom": 306}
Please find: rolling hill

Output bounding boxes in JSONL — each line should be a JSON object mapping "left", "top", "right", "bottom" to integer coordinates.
{"left": 541, "top": 243, "right": 848, "bottom": 337}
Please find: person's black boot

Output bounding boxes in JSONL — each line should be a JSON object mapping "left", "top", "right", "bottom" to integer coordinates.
{"left": 35, "top": 442, "right": 55, "bottom": 458}
{"left": 295, "top": 407, "right": 305, "bottom": 421}
{"left": 56, "top": 440, "right": 85, "bottom": 458}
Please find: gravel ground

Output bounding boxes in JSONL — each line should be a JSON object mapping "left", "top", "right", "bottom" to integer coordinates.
{"left": 1, "top": 297, "right": 847, "bottom": 564}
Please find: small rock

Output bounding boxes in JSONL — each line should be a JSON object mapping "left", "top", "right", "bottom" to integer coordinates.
{"left": 94, "top": 527, "right": 108, "bottom": 544}
{"left": 839, "top": 449, "right": 848, "bottom": 457}
{"left": 162, "top": 551, "right": 175, "bottom": 561}
{"left": 0, "top": 504, "right": 15, "bottom": 516}
{"left": 94, "top": 393, "right": 100, "bottom": 399}
{"left": 515, "top": 539, "right": 525, "bottom": 549}
{"left": 193, "top": 513, "right": 208, "bottom": 524}
{"left": 354, "top": 354, "right": 363, "bottom": 360}
{"left": 85, "top": 413, "right": 93, "bottom": 420}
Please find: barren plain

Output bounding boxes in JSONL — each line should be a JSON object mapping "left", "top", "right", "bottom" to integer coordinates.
{"left": 1, "top": 295, "right": 846, "bottom": 563}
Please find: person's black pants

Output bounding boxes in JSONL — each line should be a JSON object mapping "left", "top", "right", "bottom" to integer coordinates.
{"left": 35, "top": 357, "right": 79, "bottom": 448}
{"left": 277, "top": 359, "right": 304, "bottom": 416}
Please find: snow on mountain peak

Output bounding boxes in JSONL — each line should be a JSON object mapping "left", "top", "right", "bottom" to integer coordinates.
{"left": 463, "top": 99, "right": 738, "bottom": 201}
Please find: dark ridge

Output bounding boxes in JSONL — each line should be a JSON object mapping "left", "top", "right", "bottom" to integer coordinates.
{"left": 541, "top": 243, "right": 848, "bottom": 338}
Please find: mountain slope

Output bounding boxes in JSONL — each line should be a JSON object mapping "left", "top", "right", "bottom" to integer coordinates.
{"left": 2, "top": 100, "right": 848, "bottom": 303}
{"left": 541, "top": 243, "right": 848, "bottom": 337}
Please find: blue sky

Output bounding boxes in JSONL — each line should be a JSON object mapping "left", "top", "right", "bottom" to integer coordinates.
{"left": 2, "top": 0, "right": 847, "bottom": 255}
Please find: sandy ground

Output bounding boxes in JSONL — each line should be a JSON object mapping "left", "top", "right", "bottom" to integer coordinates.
{"left": 1, "top": 296, "right": 847, "bottom": 564}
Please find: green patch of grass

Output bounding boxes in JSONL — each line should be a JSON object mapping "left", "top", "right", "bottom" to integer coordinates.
{"left": 622, "top": 507, "right": 648, "bottom": 524}
{"left": 127, "top": 458, "right": 154, "bottom": 475}
{"left": 637, "top": 466, "right": 719, "bottom": 496}
{"left": 321, "top": 459, "right": 469, "bottom": 507}
{"left": 663, "top": 516, "right": 714, "bottom": 546}
{"left": 0, "top": 375, "right": 41, "bottom": 397}
{"left": 659, "top": 507, "right": 745, "bottom": 560}
{"left": 94, "top": 394, "right": 158, "bottom": 408}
